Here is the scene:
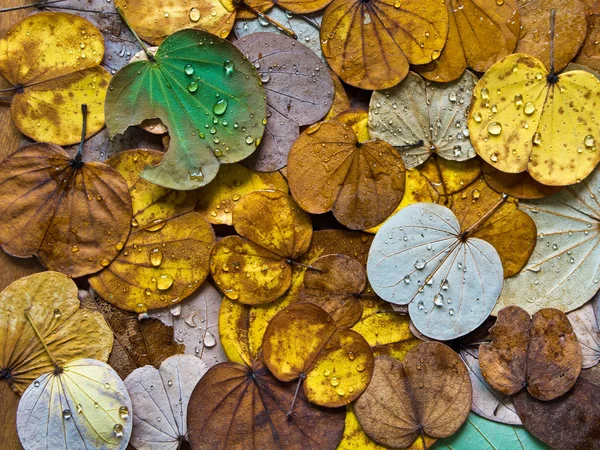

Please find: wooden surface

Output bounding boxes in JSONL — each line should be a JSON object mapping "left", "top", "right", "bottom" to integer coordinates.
{"left": 0, "top": 3, "right": 43, "bottom": 450}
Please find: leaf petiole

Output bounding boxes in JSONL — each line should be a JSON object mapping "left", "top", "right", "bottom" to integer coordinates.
{"left": 463, "top": 193, "right": 508, "bottom": 238}
{"left": 71, "top": 104, "right": 87, "bottom": 167}
{"left": 286, "top": 259, "right": 323, "bottom": 272}
{"left": 239, "top": 1, "right": 298, "bottom": 39}
{"left": 116, "top": 6, "right": 155, "bottom": 61}
{"left": 24, "top": 310, "right": 61, "bottom": 372}
{"left": 547, "top": 9, "right": 558, "bottom": 83}
{"left": 286, "top": 372, "right": 306, "bottom": 420}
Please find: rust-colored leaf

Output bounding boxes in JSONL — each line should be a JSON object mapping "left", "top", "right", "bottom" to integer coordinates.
{"left": 482, "top": 161, "right": 562, "bottom": 199}
{"left": 480, "top": 306, "right": 582, "bottom": 401}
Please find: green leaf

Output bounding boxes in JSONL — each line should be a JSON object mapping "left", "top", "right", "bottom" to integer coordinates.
{"left": 105, "top": 29, "right": 266, "bottom": 190}
{"left": 433, "top": 413, "right": 549, "bottom": 450}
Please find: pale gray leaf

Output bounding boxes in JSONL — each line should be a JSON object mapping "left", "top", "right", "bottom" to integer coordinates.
{"left": 568, "top": 294, "right": 600, "bottom": 369}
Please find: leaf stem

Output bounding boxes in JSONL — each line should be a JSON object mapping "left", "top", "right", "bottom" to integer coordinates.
{"left": 287, "top": 259, "right": 323, "bottom": 272}
{"left": 0, "top": 0, "right": 65, "bottom": 12}
{"left": 394, "top": 139, "right": 424, "bottom": 150}
{"left": 547, "top": 9, "right": 558, "bottom": 83}
{"left": 0, "top": 96, "right": 13, "bottom": 102}
{"left": 239, "top": 1, "right": 297, "bottom": 39}
{"left": 286, "top": 373, "right": 305, "bottom": 419}
{"left": 74, "top": 104, "right": 87, "bottom": 164}
{"left": 116, "top": 6, "right": 154, "bottom": 61}
{"left": 24, "top": 311, "right": 61, "bottom": 372}
{"left": 464, "top": 193, "right": 508, "bottom": 238}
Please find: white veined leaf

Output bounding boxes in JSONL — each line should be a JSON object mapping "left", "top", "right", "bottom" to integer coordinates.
{"left": 125, "top": 355, "right": 208, "bottom": 450}
{"left": 367, "top": 203, "right": 503, "bottom": 340}
{"left": 148, "top": 282, "right": 226, "bottom": 367}
{"left": 369, "top": 71, "right": 477, "bottom": 169}
{"left": 233, "top": 7, "right": 324, "bottom": 61}
{"left": 17, "top": 358, "right": 132, "bottom": 450}
{"left": 460, "top": 348, "right": 521, "bottom": 425}
{"left": 494, "top": 168, "right": 600, "bottom": 315}
{"left": 567, "top": 294, "right": 600, "bottom": 369}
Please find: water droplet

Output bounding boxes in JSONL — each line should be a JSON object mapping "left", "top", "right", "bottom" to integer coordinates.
{"left": 150, "top": 248, "right": 163, "bottom": 267}
{"left": 480, "top": 87, "right": 489, "bottom": 100}
{"left": 119, "top": 406, "right": 129, "bottom": 419}
{"left": 190, "top": 170, "right": 204, "bottom": 182}
{"left": 356, "top": 364, "right": 365, "bottom": 372}
{"left": 336, "top": 388, "right": 346, "bottom": 396}
{"left": 448, "top": 91, "right": 457, "bottom": 102}
{"left": 100, "top": 259, "right": 110, "bottom": 267}
{"left": 472, "top": 189, "right": 481, "bottom": 199}
{"left": 163, "top": 11, "right": 169, "bottom": 18}
{"left": 157, "top": 274, "right": 174, "bottom": 290}
{"left": 414, "top": 258, "right": 427, "bottom": 270}
{"left": 473, "top": 112, "right": 482, "bottom": 123}
{"left": 585, "top": 134, "right": 596, "bottom": 148}
{"left": 324, "top": 369, "right": 331, "bottom": 377}
{"left": 403, "top": 275, "right": 411, "bottom": 284}
{"left": 54, "top": 308, "right": 61, "bottom": 318}
{"left": 189, "top": 7, "right": 200, "bottom": 22}
{"left": 260, "top": 72, "right": 271, "bottom": 83}
{"left": 490, "top": 153, "right": 498, "bottom": 162}
{"left": 213, "top": 99, "right": 228, "bottom": 115}
{"left": 184, "top": 64, "right": 194, "bottom": 76}
{"left": 131, "top": 218, "right": 139, "bottom": 227}
{"left": 34, "top": 380, "right": 40, "bottom": 387}
{"left": 524, "top": 102, "right": 536, "bottom": 115}
{"left": 245, "top": 136, "right": 254, "bottom": 145}
{"left": 70, "top": 245, "right": 79, "bottom": 253}
{"left": 204, "top": 330, "right": 217, "bottom": 347}
{"left": 434, "top": 293, "right": 444, "bottom": 306}
{"left": 432, "top": 49, "right": 440, "bottom": 60}
{"left": 487, "top": 122, "right": 502, "bottom": 136}
{"left": 449, "top": 308, "right": 455, "bottom": 316}
{"left": 348, "top": 351, "right": 355, "bottom": 361}
{"left": 62, "top": 409, "right": 72, "bottom": 419}
{"left": 115, "top": 241, "right": 124, "bottom": 251}
{"left": 188, "top": 81, "right": 198, "bottom": 93}
{"left": 330, "top": 377, "right": 340, "bottom": 387}
{"left": 167, "top": 379, "right": 173, "bottom": 386}
{"left": 496, "top": 0, "right": 504, "bottom": 5}
{"left": 532, "top": 132, "right": 541, "bottom": 145}
{"left": 113, "top": 424, "right": 124, "bottom": 438}
{"left": 223, "top": 60, "right": 234, "bottom": 76}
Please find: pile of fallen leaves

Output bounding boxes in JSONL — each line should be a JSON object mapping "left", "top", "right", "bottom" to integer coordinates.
{"left": 0, "top": 0, "right": 598, "bottom": 449}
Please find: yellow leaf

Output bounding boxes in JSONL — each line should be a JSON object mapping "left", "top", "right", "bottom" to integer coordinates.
{"left": 0, "top": 13, "right": 110, "bottom": 145}
{"left": 468, "top": 53, "right": 600, "bottom": 186}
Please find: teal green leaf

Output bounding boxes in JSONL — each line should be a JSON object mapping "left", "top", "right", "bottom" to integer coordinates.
{"left": 433, "top": 413, "right": 549, "bottom": 450}
{"left": 105, "top": 29, "right": 266, "bottom": 190}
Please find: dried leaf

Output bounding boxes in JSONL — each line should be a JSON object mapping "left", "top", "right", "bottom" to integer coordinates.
{"left": 234, "top": 32, "right": 333, "bottom": 172}
{"left": 0, "top": 12, "right": 110, "bottom": 145}
{"left": 195, "top": 163, "right": 288, "bottom": 226}
{"left": 0, "top": 143, "right": 132, "bottom": 278}
{"left": 354, "top": 343, "right": 471, "bottom": 448}
{"left": 0, "top": 272, "right": 112, "bottom": 394}
{"left": 482, "top": 161, "right": 562, "bottom": 200}
{"left": 468, "top": 53, "right": 600, "bottom": 186}
{"left": 115, "top": 0, "right": 236, "bottom": 45}
{"left": 210, "top": 190, "right": 312, "bottom": 305}
{"left": 320, "top": 0, "right": 448, "bottom": 89}
{"left": 82, "top": 290, "right": 184, "bottom": 380}
{"left": 515, "top": 0, "right": 587, "bottom": 72}
{"left": 369, "top": 71, "right": 476, "bottom": 168}
{"left": 495, "top": 168, "right": 600, "bottom": 314}
{"left": 105, "top": 29, "right": 266, "bottom": 190}
{"left": 148, "top": 282, "right": 227, "bottom": 367}
{"left": 575, "top": 7, "right": 600, "bottom": 72}
{"left": 416, "top": 0, "right": 520, "bottom": 82}
{"left": 288, "top": 119, "right": 406, "bottom": 230}
{"left": 263, "top": 302, "right": 374, "bottom": 407}
{"left": 568, "top": 295, "right": 600, "bottom": 369}
{"left": 187, "top": 359, "right": 346, "bottom": 450}
{"left": 125, "top": 355, "right": 207, "bottom": 450}
{"left": 480, "top": 306, "right": 582, "bottom": 401}
{"left": 17, "top": 359, "right": 132, "bottom": 450}
{"left": 325, "top": 71, "right": 351, "bottom": 120}
{"left": 367, "top": 203, "right": 503, "bottom": 340}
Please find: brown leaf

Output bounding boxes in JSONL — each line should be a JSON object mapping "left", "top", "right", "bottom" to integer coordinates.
{"left": 187, "top": 359, "right": 346, "bottom": 450}
{"left": 482, "top": 161, "right": 562, "bottom": 199}
{"left": 81, "top": 289, "right": 184, "bottom": 379}
{"left": 480, "top": 306, "right": 582, "bottom": 401}
{"left": 0, "top": 143, "right": 132, "bottom": 278}
{"left": 298, "top": 254, "right": 366, "bottom": 328}
{"left": 574, "top": 3, "right": 600, "bottom": 72}
{"left": 354, "top": 342, "right": 471, "bottom": 448}
{"left": 288, "top": 119, "right": 406, "bottom": 230}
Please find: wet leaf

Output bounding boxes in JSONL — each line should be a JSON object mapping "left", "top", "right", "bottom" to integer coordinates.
{"left": 210, "top": 190, "right": 312, "bottom": 305}
{"left": 288, "top": 118, "right": 406, "bottom": 230}
{"left": 575, "top": 5, "right": 600, "bottom": 72}
{"left": 297, "top": 254, "right": 366, "bottom": 328}
{"left": 320, "top": 0, "right": 448, "bottom": 89}
{"left": 148, "top": 282, "right": 227, "bottom": 366}
{"left": 482, "top": 161, "right": 562, "bottom": 199}
{"left": 187, "top": 359, "right": 346, "bottom": 450}
{"left": 460, "top": 348, "right": 522, "bottom": 425}
{"left": 325, "top": 71, "right": 351, "bottom": 120}
{"left": 82, "top": 289, "right": 184, "bottom": 380}
{"left": 434, "top": 412, "right": 548, "bottom": 449}
{"left": 0, "top": 143, "right": 132, "bottom": 278}
{"left": 447, "top": 178, "right": 537, "bottom": 277}
{"left": 354, "top": 343, "right": 471, "bottom": 448}
{"left": 125, "top": 355, "right": 207, "bottom": 450}
{"left": 415, "top": 0, "right": 520, "bottom": 82}
{"left": 263, "top": 302, "right": 374, "bottom": 407}
{"left": 468, "top": 53, "right": 600, "bottom": 186}
{"left": 515, "top": 0, "right": 587, "bottom": 72}
{"left": 105, "top": 29, "right": 266, "bottom": 190}
{"left": 0, "top": 12, "right": 110, "bottom": 145}
{"left": 480, "top": 306, "right": 582, "bottom": 401}
{"left": 218, "top": 229, "right": 374, "bottom": 365}
{"left": 0, "top": 272, "right": 112, "bottom": 394}
{"left": 115, "top": 0, "right": 236, "bottom": 45}
{"left": 234, "top": 7, "right": 324, "bottom": 61}
{"left": 495, "top": 168, "right": 600, "bottom": 314}
{"left": 367, "top": 203, "right": 504, "bottom": 340}
{"left": 369, "top": 71, "right": 477, "bottom": 169}
{"left": 513, "top": 370, "right": 600, "bottom": 450}
{"left": 567, "top": 295, "right": 600, "bottom": 369}
{"left": 89, "top": 149, "right": 215, "bottom": 313}
{"left": 17, "top": 358, "right": 132, "bottom": 450}
{"left": 195, "top": 162, "right": 288, "bottom": 226}
{"left": 234, "top": 32, "right": 334, "bottom": 172}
